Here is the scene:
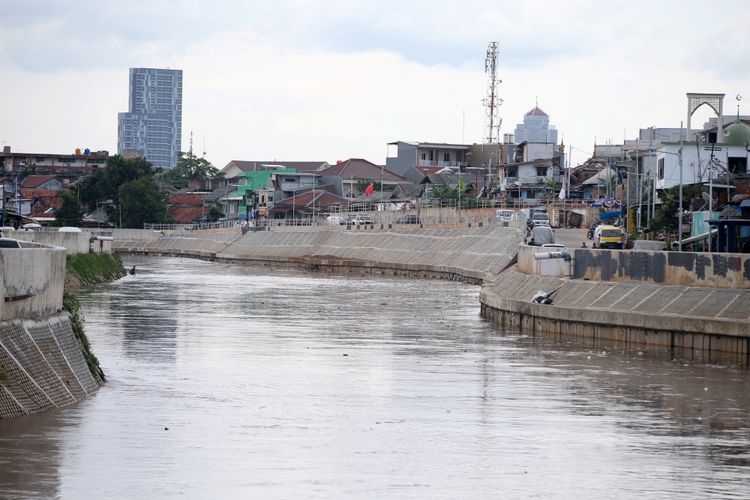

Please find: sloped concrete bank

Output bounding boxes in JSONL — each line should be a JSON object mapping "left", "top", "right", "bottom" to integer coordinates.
{"left": 480, "top": 268, "right": 750, "bottom": 365}
{"left": 113, "top": 226, "right": 524, "bottom": 284}
{"left": 0, "top": 246, "right": 104, "bottom": 419}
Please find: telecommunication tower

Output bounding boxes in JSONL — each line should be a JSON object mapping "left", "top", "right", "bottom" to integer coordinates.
{"left": 483, "top": 42, "right": 502, "bottom": 143}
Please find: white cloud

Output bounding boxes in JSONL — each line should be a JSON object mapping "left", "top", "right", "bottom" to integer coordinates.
{"left": 0, "top": 0, "right": 747, "bottom": 170}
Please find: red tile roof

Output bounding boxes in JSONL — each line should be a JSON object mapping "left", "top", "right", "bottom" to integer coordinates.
{"left": 22, "top": 175, "right": 59, "bottom": 189}
{"left": 319, "top": 158, "right": 404, "bottom": 181}
{"left": 169, "top": 206, "right": 206, "bottom": 224}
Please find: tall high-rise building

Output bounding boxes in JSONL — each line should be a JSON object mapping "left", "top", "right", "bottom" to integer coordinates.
{"left": 117, "top": 68, "right": 183, "bottom": 170}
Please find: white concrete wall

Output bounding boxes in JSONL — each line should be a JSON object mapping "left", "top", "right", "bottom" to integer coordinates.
{"left": 517, "top": 244, "right": 570, "bottom": 277}
{"left": 0, "top": 247, "right": 66, "bottom": 321}
{"left": 13, "top": 231, "right": 91, "bottom": 254}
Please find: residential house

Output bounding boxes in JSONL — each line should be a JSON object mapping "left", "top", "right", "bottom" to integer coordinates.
{"left": 0, "top": 145, "right": 108, "bottom": 180}
{"left": 221, "top": 160, "right": 329, "bottom": 179}
{"left": 168, "top": 193, "right": 206, "bottom": 224}
{"left": 268, "top": 187, "right": 349, "bottom": 220}
{"left": 318, "top": 158, "right": 408, "bottom": 200}
{"left": 386, "top": 142, "right": 471, "bottom": 182}
{"left": 22, "top": 175, "right": 64, "bottom": 191}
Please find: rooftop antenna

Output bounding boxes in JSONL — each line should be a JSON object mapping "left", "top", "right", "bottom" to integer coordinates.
{"left": 483, "top": 42, "right": 502, "bottom": 144}
{"left": 203, "top": 136, "right": 207, "bottom": 157}
{"left": 189, "top": 130, "right": 194, "bottom": 155}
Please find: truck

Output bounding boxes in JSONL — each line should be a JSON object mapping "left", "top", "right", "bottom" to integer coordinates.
{"left": 593, "top": 225, "right": 624, "bottom": 249}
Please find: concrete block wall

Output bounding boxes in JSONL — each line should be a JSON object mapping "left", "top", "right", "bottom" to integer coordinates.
{"left": 0, "top": 314, "right": 101, "bottom": 419}
{"left": 517, "top": 244, "right": 570, "bottom": 277}
{"left": 0, "top": 247, "right": 66, "bottom": 321}
{"left": 13, "top": 231, "right": 91, "bottom": 255}
{"left": 574, "top": 249, "right": 750, "bottom": 288}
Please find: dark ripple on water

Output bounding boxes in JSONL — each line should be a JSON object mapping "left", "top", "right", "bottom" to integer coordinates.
{"left": 1, "top": 256, "right": 749, "bottom": 499}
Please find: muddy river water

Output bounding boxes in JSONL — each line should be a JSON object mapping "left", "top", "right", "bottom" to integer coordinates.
{"left": 1, "top": 256, "right": 749, "bottom": 499}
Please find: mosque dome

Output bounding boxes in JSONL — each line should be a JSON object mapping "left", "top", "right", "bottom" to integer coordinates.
{"left": 723, "top": 121, "right": 750, "bottom": 146}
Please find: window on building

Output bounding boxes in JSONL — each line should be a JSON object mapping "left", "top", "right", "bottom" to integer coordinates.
{"left": 658, "top": 158, "right": 665, "bottom": 180}
{"left": 421, "top": 153, "right": 426, "bottom": 161}
{"left": 443, "top": 152, "right": 450, "bottom": 163}
{"left": 536, "top": 167, "right": 547, "bottom": 177}
{"left": 428, "top": 151, "right": 434, "bottom": 161}
{"left": 507, "top": 168, "right": 517, "bottom": 177}
{"left": 728, "top": 157, "right": 747, "bottom": 175}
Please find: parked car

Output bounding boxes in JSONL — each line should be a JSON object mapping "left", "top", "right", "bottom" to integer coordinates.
{"left": 326, "top": 215, "right": 347, "bottom": 225}
{"left": 495, "top": 209, "right": 514, "bottom": 226}
{"left": 350, "top": 215, "right": 375, "bottom": 225}
{"left": 0, "top": 237, "right": 22, "bottom": 248}
{"left": 526, "top": 225, "right": 555, "bottom": 246}
{"left": 395, "top": 215, "right": 421, "bottom": 224}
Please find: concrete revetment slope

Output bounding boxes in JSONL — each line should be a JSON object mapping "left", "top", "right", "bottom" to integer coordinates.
{"left": 0, "top": 246, "right": 103, "bottom": 419}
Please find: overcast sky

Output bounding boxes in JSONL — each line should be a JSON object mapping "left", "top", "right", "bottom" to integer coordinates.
{"left": 1, "top": 0, "right": 747, "bottom": 169}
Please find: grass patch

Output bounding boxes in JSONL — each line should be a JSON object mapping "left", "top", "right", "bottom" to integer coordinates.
{"left": 66, "top": 253, "right": 126, "bottom": 286}
{"left": 63, "top": 292, "right": 105, "bottom": 382}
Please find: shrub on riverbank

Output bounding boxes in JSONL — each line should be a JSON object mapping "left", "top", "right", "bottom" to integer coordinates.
{"left": 66, "top": 253, "right": 126, "bottom": 289}
{"left": 63, "top": 292, "right": 105, "bottom": 382}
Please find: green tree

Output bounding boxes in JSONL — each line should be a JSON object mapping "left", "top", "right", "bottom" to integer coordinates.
{"left": 55, "top": 190, "right": 84, "bottom": 227}
{"left": 649, "top": 184, "right": 704, "bottom": 233}
{"left": 77, "top": 155, "right": 162, "bottom": 226}
{"left": 162, "top": 151, "right": 223, "bottom": 189}
{"left": 206, "top": 205, "right": 224, "bottom": 222}
{"left": 118, "top": 177, "right": 169, "bottom": 228}
{"left": 429, "top": 184, "right": 458, "bottom": 202}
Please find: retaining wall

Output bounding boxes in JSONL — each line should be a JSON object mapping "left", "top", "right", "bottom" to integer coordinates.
{"left": 13, "top": 231, "right": 93, "bottom": 255}
{"left": 0, "top": 314, "right": 101, "bottom": 419}
{"left": 574, "top": 248, "right": 750, "bottom": 288}
{"left": 0, "top": 247, "right": 66, "bottom": 321}
{"left": 114, "top": 226, "right": 524, "bottom": 283}
{"left": 481, "top": 269, "right": 750, "bottom": 364}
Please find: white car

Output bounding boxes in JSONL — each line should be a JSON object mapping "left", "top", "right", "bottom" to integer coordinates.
{"left": 58, "top": 227, "right": 83, "bottom": 233}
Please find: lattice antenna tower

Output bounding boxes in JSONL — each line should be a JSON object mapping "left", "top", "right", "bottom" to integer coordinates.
{"left": 483, "top": 42, "right": 502, "bottom": 143}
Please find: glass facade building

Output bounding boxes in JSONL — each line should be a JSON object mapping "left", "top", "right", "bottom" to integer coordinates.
{"left": 117, "top": 68, "right": 183, "bottom": 170}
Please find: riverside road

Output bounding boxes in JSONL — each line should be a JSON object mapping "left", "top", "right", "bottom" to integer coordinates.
{"left": 1, "top": 256, "right": 749, "bottom": 499}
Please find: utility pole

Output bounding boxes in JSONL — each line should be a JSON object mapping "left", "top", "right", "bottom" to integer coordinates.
{"left": 678, "top": 122, "right": 684, "bottom": 251}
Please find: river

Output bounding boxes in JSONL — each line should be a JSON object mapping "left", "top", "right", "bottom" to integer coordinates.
{"left": 1, "top": 256, "right": 749, "bottom": 499}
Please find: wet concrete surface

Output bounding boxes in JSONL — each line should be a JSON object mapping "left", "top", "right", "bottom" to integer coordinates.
{"left": 1, "top": 256, "right": 749, "bottom": 499}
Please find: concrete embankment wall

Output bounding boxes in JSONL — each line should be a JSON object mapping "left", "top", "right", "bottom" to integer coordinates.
{"left": 0, "top": 246, "right": 102, "bottom": 419}
{"left": 574, "top": 248, "right": 750, "bottom": 288}
{"left": 13, "top": 231, "right": 111, "bottom": 255}
{"left": 114, "top": 226, "right": 523, "bottom": 283}
{"left": 481, "top": 267, "right": 750, "bottom": 364}
{"left": 0, "top": 247, "right": 66, "bottom": 322}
